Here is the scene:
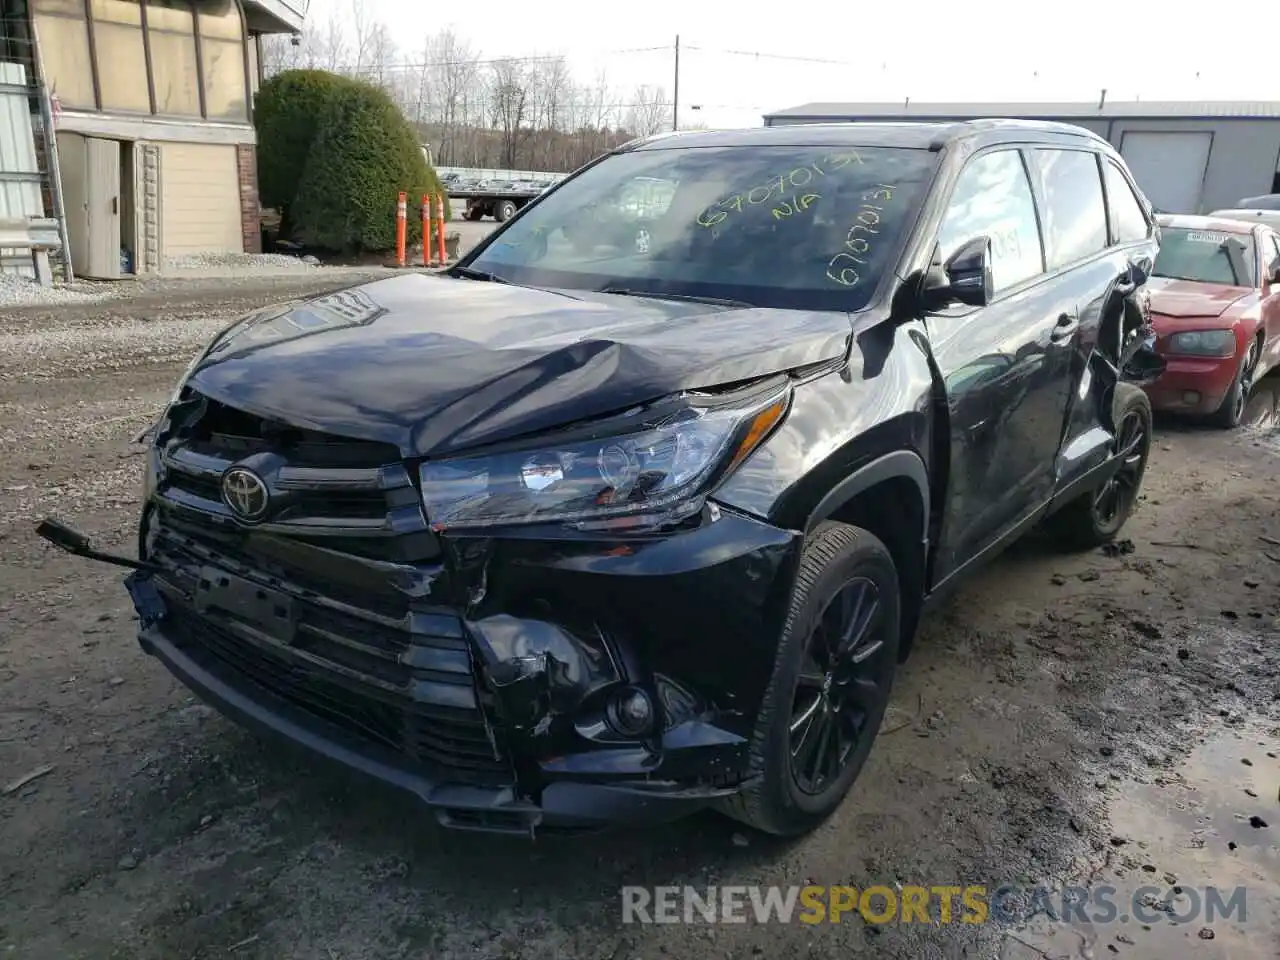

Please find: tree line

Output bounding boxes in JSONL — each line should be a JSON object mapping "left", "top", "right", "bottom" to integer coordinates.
{"left": 260, "top": 5, "right": 693, "bottom": 173}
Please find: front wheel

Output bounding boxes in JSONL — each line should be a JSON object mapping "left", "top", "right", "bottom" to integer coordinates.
{"left": 1207, "top": 337, "right": 1258, "bottom": 429}
{"left": 720, "top": 521, "right": 900, "bottom": 836}
{"left": 1045, "top": 382, "right": 1152, "bottom": 549}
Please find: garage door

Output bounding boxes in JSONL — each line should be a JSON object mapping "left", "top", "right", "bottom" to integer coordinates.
{"left": 160, "top": 142, "right": 241, "bottom": 257}
{"left": 1119, "top": 131, "right": 1212, "bottom": 214}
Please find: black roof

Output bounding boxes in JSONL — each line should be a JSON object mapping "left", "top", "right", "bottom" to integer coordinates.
{"left": 624, "top": 119, "right": 1110, "bottom": 153}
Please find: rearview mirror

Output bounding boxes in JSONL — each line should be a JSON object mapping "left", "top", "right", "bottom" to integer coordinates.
{"left": 924, "top": 235, "right": 994, "bottom": 308}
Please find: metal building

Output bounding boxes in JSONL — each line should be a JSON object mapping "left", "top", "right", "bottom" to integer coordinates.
{"left": 762, "top": 100, "right": 1280, "bottom": 215}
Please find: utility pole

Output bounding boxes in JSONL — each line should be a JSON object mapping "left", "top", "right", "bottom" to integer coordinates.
{"left": 672, "top": 34, "right": 680, "bottom": 131}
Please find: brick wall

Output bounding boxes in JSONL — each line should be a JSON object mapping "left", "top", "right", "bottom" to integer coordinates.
{"left": 236, "top": 144, "right": 262, "bottom": 254}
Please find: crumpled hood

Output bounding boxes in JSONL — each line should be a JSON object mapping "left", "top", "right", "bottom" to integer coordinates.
{"left": 1145, "top": 277, "right": 1254, "bottom": 321}
{"left": 187, "top": 273, "right": 852, "bottom": 457}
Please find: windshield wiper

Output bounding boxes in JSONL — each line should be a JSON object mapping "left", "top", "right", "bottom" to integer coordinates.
{"left": 601, "top": 288, "right": 753, "bottom": 308}
{"left": 450, "top": 265, "right": 584, "bottom": 300}
{"left": 452, "top": 266, "right": 510, "bottom": 283}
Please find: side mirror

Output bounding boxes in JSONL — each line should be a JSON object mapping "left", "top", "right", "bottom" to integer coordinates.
{"left": 924, "top": 236, "right": 994, "bottom": 308}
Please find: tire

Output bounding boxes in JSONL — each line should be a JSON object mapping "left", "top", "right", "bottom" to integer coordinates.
{"left": 720, "top": 521, "right": 900, "bottom": 836}
{"left": 1045, "top": 382, "right": 1152, "bottom": 549}
{"left": 465, "top": 207, "right": 484, "bottom": 222}
{"left": 1206, "top": 337, "right": 1258, "bottom": 429}
{"left": 495, "top": 200, "right": 517, "bottom": 222}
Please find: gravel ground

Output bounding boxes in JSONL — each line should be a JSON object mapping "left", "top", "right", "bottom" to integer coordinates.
{"left": 0, "top": 275, "right": 1277, "bottom": 960}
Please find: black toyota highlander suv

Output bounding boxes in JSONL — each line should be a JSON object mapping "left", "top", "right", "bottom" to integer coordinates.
{"left": 41, "top": 119, "right": 1167, "bottom": 837}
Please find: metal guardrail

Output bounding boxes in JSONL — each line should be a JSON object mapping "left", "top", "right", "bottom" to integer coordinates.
{"left": 0, "top": 216, "right": 63, "bottom": 287}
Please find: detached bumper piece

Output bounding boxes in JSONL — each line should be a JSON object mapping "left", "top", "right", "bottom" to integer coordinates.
{"left": 136, "top": 534, "right": 740, "bottom": 835}
{"left": 145, "top": 531, "right": 513, "bottom": 778}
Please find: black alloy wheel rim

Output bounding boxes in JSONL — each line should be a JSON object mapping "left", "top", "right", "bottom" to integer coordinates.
{"left": 1094, "top": 410, "right": 1148, "bottom": 525}
{"left": 1234, "top": 340, "right": 1259, "bottom": 422}
{"left": 789, "top": 577, "right": 889, "bottom": 796}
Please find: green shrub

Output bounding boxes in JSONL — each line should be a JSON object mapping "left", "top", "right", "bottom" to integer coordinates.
{"left": 254, "top": 70, "right": 357, "bottom": 225}
{"left": 255, "top": 70, "right": 448, "bottom": 251}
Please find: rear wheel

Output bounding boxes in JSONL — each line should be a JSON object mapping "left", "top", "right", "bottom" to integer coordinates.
{"left": 1045, "top": 383, "right": 1152, "bottom": 549}
{"left": 495, "top": 199, "right": 517, "bottom": 222}
{"left": 1207, "top": 337, "right": 1258, "bottom": 429}
{"left": 720, "top": 521, "right": 900, "bottom": 836}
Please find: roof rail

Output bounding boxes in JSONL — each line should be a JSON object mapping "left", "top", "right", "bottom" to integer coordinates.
{"left": 614, "top": 129, "right": 685, "bottom": 152}
{"left": 926, "top": 117, "right": 1110, "bottom": 150}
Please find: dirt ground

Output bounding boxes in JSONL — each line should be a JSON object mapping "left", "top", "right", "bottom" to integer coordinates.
{"left": 0, "top": 273, "right": 1277, "bottom": 960}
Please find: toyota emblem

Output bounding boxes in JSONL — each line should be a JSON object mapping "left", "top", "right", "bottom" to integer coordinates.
{"left": 221, "top": 467, "right": 269, "bottom": 522}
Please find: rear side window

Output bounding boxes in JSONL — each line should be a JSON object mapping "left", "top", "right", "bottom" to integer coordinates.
{"left": 1103, "top": 161, "right": 1150, "bottom": 243}
{"left": 937, "top": 149, "right": 1044, "bottom": 294}
{"left": 1030, "top": 149, "right": 1108, "bottom": 269}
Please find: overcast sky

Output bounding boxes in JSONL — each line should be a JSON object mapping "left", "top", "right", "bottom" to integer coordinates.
{"left": 305, "top": 0, "right": 1276, "bottom": 129}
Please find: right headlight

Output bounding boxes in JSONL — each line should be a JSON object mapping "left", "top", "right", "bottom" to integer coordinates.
{"left": 419, "top": 386, "right": 790, "bottom": 532}
{"left": 1165, "top": 329, "right": 1235, "bottom": 357}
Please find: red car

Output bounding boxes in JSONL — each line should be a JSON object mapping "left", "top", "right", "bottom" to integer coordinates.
{"left": 1144, "top": 214, "right": 1280, "bottom": 427}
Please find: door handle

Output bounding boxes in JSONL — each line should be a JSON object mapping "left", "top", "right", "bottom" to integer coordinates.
{"left": 112, "top": 196, "right": 118, "bottom": 215}
{"left": 964, "top": 418, "right": 990, "bottom": 443}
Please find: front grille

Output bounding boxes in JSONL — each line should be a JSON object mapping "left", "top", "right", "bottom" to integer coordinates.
{"left": 184, "top": 393, "right": 399, "bottom": 468}
{"left": 148, "top": 394, "right": 511, "bottom": 785}
{"left": 157, "top": 392, "right": 437, "bottom": 562}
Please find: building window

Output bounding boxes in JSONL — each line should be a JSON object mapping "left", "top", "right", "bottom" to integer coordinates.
{"left": 147, "top": 0, "right": 201, "bottom": 116}
{"left": 89, "top": 0, "right": 150, "bottom": 113}
{"left": 30, "top": 0, "right": 251, "bottom": 122}
{"left": 197, "top": 0, "right": 246, "bottom": 120}
{"left": 30, "top": 0, "right": 96, "bottom": 110}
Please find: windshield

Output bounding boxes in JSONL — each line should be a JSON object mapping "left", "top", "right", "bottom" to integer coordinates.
{"left": 1152, "top": 227, "right": 1256, "bottom": 287}
{"left": 465, "top": 144, "right": 938, "bottom": 311}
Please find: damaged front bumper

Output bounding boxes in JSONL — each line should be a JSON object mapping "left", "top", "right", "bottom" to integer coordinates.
{"left": 124, "top": 497, "right": 800, "bottom": 836}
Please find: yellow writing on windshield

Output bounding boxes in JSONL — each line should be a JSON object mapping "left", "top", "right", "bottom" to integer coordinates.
{"left": 772, "top": 193, "right": 822, "bottom": 220}
{"left": 697, "top": 153, "right": 865, "bottom": 228}
{"left": 825, "top": 184, "right": 897, "bottom": 287}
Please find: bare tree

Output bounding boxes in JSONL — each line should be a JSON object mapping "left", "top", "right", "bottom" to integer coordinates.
{"left": 259, "top": 33, "right": 301, "bottom": 75}
{"left": 525, "top": 57, "right": 571, "bottom": 168}
{"left": 349, "top": 0, "right": 373, "bottom": 73}
{"left": 255, "top": 15, "right": 647, "bottom": 172}
{"left": 424, "top": 29, "right": 481, "bottom": 165}
{"left": 362, "top": 22, "right": 396, "bottom": 90}
{"left": 488, "top": 58, "right": 531, "bottom": 168}
{"left": 317, "top": 9, "right": 348, "bottom": 72}
{"left": 625, "top": 85, "right": 670, "bottom": 137}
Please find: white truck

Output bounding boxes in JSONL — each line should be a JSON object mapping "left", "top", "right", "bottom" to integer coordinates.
{"left": 436, "top": 166, "right": 568, "bottom": 222}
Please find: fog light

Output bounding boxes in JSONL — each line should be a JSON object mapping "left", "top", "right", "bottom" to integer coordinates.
{"left": 607, "top": 687, "right": 655, "bottom": 738}
{"left": 1182, "top": 390, "right": 1201, "bottom": 405}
